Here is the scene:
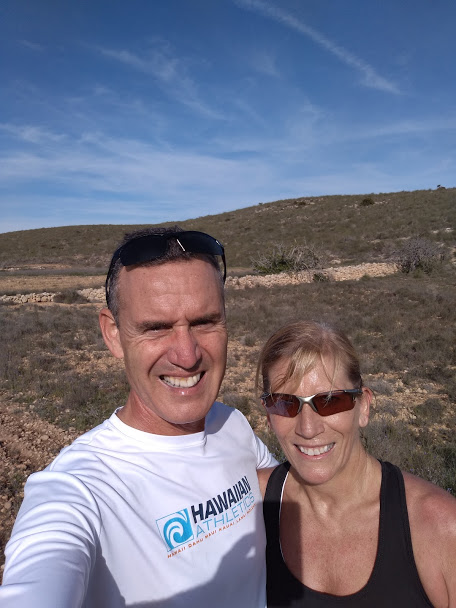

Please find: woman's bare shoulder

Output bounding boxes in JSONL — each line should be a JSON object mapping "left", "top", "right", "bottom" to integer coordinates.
{"left": 257, "top": 466, "right": 278, "bottom": 498}
{"left": 403, "top": 470, "right": 456, "bottom": 606}
{"left": 403, "top": 470, "right": 456, "bottom": 523}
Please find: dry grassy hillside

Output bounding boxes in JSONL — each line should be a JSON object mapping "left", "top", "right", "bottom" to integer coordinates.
{"left": 0, "top": 187, "right": 454, "bottom": 270}
{"left": 1, "top": 187, "right": 455, "bottom": 569}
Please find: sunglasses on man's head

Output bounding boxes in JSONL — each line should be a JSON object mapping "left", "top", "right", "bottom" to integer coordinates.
{"left": 261, "top": 389, "right": 363, "bottom": 418}
{"left": 105, "top": 230, "right": 226, "bottom": 303}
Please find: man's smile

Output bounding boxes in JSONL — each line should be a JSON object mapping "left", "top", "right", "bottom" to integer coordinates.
{"left": 161, "top": 373, "right": 203, "bottom": 388}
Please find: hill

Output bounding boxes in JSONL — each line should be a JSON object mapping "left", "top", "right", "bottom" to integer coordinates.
{"left": 0, "top": 188, "right": 454, "bottom": 270}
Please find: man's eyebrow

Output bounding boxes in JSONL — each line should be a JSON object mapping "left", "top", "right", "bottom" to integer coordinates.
{"left": 136, "top": 320, "right": 173, "bottom": 332}
{"left": 189, "top": 312, "right": 225, "bottom": 326}
{"left": 135, "top": 313, "right": 224, "bottom": 333}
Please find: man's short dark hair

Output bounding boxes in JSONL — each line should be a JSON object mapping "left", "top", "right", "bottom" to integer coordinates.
{"left": 107, "top": 225, "right": 224, "bottom": 324}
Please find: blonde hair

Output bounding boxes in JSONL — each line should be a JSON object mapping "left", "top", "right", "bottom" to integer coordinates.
{"left": 257, "top": 320, "right": 362, "bottom": 394}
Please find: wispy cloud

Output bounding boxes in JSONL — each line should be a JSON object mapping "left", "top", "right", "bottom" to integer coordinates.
{"left": 329, "top": 115, "right": 456, "bottom": 144}
{"left": 249, "top": 49, "right": 280, "bottom": 77}
{"left": 19, "top": 39, "right": 44, "bottom": 52}
{"left": 235, "top": 0, "right": 401, "bottom": 94}
{"left": 0, "top": 123, "right": 66, "bottom": 144}
{"left": 1, "top": 107, "right": 454, "bottom": 233}
{"left": 97, "top": 43, "right": 224, "bottom": 119}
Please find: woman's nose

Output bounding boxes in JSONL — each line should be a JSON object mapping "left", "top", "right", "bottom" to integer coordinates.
{"left": 295, "top": 403, "right": 325, "bottom": 438}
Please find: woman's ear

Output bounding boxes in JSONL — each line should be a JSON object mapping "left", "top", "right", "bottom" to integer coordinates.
{"left": 99, "top": 308, "right": 124, "bottom": 359}
{"left": 358, "top": 387, "right": 373, "bottom": 428}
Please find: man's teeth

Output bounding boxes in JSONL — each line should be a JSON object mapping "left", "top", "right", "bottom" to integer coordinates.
{"left": 162, "top": 374, "right": 202, "bottom": 388}
{"left": 298, "top": 443, "right": 334, "bottom": 456}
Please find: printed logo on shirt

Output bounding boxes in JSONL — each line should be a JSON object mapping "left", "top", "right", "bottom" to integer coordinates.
{"left": 156, "top": 509, "right": 194, "bottom": 551}
{"left": 156, "top": 475, "right": 256, "bottom": 555}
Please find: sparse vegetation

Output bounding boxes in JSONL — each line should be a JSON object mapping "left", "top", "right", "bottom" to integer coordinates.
{"left": 0, "top": 305, "right": 129, "bottom": 432}
{"left": 53, "top": 290, "right": 88, "bottom": 304}
{"left": 222, "top": 393, "right": 252, "bottom": 417}
{"left": 252, "top": 243, "right": 323, "bottom": 275}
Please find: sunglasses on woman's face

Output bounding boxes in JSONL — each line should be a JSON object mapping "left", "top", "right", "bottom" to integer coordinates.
{"left": 261, "top": 388, "right": 363, "bottom": 418}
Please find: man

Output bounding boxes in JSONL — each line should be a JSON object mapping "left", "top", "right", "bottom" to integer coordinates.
{"left": 1, "top": 227, "right": 276, "bottom": 607}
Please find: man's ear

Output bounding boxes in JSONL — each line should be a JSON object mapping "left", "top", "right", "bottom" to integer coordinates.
{"left": 99, "top": 308, "right": 124, "bottom": 359}
{"left": 358, "top": 387, "right": 373, "bottom": 428}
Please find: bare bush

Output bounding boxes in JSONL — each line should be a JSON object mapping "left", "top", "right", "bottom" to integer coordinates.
{"left": 252, "top": 242, "right": 323, "bottom": 275}
{"left": 53, "top": 290, "right": 87, "bottom": 303}
{"left": 394, "top": 237, "right": 444, "bottom": 274}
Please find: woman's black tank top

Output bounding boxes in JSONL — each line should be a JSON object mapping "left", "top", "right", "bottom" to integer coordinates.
{"left": 263, "top": 460, "right": 434, "bottom": 607}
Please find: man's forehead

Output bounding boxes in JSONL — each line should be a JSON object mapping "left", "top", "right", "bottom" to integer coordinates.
{"left": 117, "top": 258, "right": 225, "bottom": 310}
{"left": 119, "top": 258, "right": 220, "bottom": 282}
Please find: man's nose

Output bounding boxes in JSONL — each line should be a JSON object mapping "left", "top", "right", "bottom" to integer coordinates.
{"left": 295, "top": 403, "right": 325, "bottom": 439}
{"left": 167, "top": 328, "right": 202, "bottom": 369}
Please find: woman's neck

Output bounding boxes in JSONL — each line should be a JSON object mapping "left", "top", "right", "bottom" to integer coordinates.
{"left": 287, "top": 449, "right": 381, "bottom": 517}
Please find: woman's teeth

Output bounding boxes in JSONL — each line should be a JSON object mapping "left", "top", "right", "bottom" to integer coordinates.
{"left": 298, "top": 443, "right": 334, "bottom": 456}
{"left": 162, "top": 374, "right": 202, "bottom": 388}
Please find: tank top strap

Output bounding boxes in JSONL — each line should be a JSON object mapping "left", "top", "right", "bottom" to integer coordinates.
{"left": 263, "top": 461, "right": 290, "bottom": 549}
{"left": 376, "top": 461, "right": 433, "bottom": 606}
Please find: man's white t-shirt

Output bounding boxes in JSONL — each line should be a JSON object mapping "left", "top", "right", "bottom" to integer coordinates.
{"left": 1, "top": 402, "right": 276, "bottom": 607}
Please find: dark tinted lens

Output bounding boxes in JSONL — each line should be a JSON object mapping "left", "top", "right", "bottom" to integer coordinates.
{"left": 264, "top": 394, "right": 300, "bottom": 417}
{"left": 120, "top": 235, "right": 168, "bottom": 266}
{"left": 313, "top": 391, "right": 355, "bottom": 416}
{"left": 177, "top": 232, "right": 224, "bottom": 256}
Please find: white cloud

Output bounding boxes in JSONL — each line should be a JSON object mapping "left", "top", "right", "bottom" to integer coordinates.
{"left": 234, "top": 0, "right": 401, "bottom": 94}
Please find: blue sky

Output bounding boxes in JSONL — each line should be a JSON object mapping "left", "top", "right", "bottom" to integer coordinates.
{"left": 1, "top": 0, "right": 455, "bottom": 233}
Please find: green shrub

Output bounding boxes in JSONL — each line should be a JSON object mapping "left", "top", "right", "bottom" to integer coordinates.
{"left": 360, "top": 197, "right": 374, "bottom": 206}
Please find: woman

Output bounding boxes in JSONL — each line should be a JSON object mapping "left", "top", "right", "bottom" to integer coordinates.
{"left": 257, "top": 321, "right": 456, "bottom": 608}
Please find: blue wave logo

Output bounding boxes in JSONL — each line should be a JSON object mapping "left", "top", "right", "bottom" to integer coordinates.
{"left": 156, "top": 508, "right": 194, "bottom": 551}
